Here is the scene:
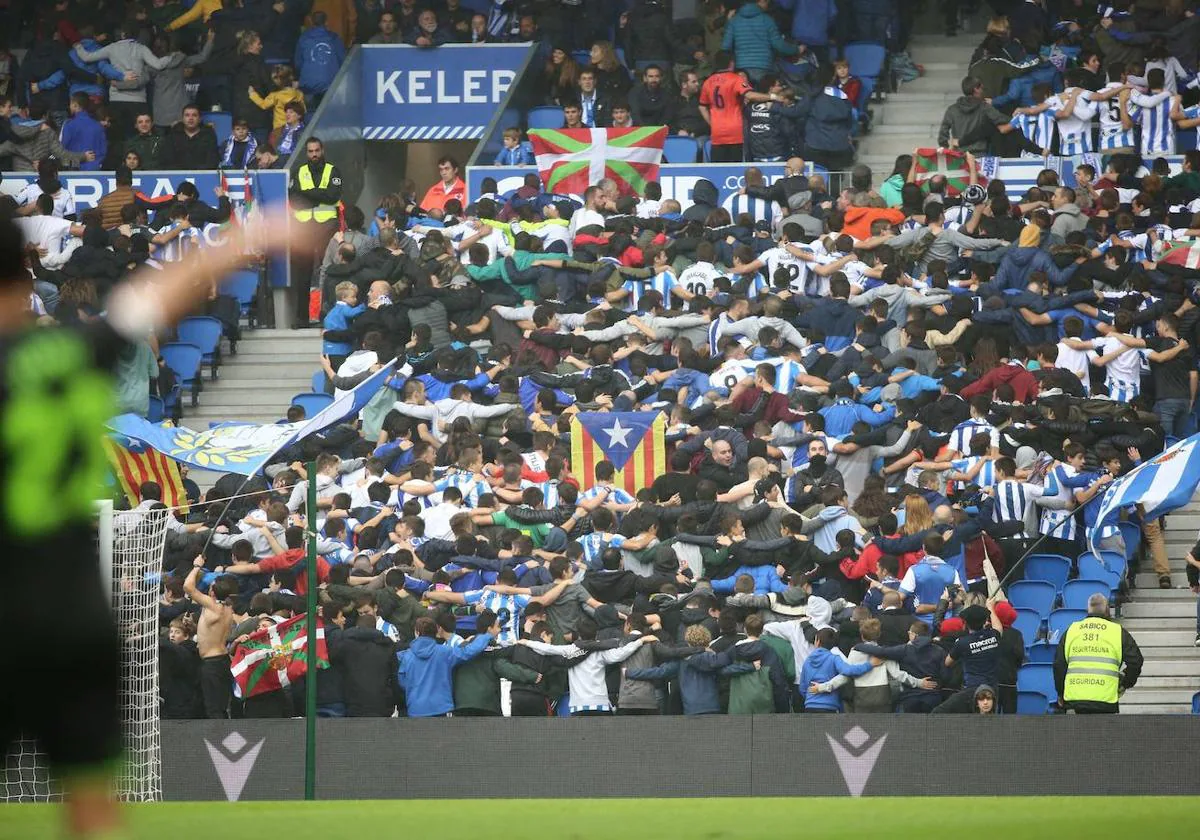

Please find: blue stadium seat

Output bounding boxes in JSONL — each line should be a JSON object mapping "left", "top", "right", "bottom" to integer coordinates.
{"left": 1062, "top": 579, "right": 1111, "bottom": 611}
{"left": 571, "top": 50, "right": 591, "bottom": 67}
{"left": 1017, "top": 663, "right": 1057, "bottom": 703}
{"left": 1012, "top": 608, "right": 1042, "bottom": 645}
{"left": 702, "top": 139, "right": 712, "bottom": 162}
{"left": 840, "top": 42, "right": 887, "bottom": 80}
{"left": 176, "top": 316, "right": 224, "bottom": 380}
{"left": 527, "top": 106, "right": 563, "bottom": 130}
{"left": 291, "top": 392, "right": 333, "bottom": 417}
{"left": 663, "top": 135, "right": 698, "bottom": 163}
{"left": 219, "top": 269, "right": 260, "bottom": 328}
{"left": 202, "top": 111, "right": 233, "bottom": 142}
{"left": 1016, "top": 690, "right": 1049, "bottom": 715}
{"left": 1007, "top": 581, "right": 1057, "bottom": 619}
{"left": 1193, "top": 691, "right": 1200, "bottom": 714}
{"left": 160, "top": 343, "right": 204, "bottom": 408}
{"left": 1077, "top": 554, "right": 1121, "bottom": 590}
{"left": 1180, "top": 131, "right": 1198, "bottom": 152}
{"left": 1116, "top": 521, "right": 1141, "bottom": 561}
{"left": 1027, "top": 642, "right": 1056, "bottom": 664}
{"left": 147, "top": 395, "right": 165, "bottom": 423}
{"left": 1047, "top": 608, "right": 1087, "bottom": 642}
{"left": 1023, "top": 554, "right": 1071, "bottom": 591}
{"left": 312, "top": 371, "right": 328, "bottom": 393}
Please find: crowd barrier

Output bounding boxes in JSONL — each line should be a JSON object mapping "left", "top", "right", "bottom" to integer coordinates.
{"left": 1, "top": 170, "right": 290, "bottom": 288}
{"left": 468, "top": 155, "right": 1185, "bottom": 211}
{"left": 163, "top": 717, "right": 1200, "bottom": 801}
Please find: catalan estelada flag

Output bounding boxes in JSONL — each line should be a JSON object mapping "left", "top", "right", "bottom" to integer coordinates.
{"left": 529, "top": 126, "right": 667, "bottom": 196}
{"left": 570, "top": 411, "right": 665, "bottom": 496}
{"left": 104, "top": 436, "right": 188, "bottom": 513}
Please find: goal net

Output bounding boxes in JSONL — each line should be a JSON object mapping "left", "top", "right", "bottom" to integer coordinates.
{"left": 2, "top": 501, "right": 169, "bottom": 802}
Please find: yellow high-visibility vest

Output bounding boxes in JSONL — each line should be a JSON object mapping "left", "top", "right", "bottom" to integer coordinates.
{"left": 294, "top": 163, "right": 338, "bottom": 223}
{"left": 1062, "top": 616, "right": 1122, "bottom": 705}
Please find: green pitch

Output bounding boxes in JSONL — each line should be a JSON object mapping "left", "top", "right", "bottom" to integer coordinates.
{"left": 1, "top": 796, "right": 1192, "bottom": 840}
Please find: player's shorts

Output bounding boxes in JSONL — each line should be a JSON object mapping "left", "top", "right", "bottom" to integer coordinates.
{"left": 0, "top": 557, "right": 122, "bottom": 772}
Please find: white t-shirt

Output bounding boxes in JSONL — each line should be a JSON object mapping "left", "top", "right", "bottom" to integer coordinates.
{"left": 1054, "top": 341, "right": 1091, "bottom": 393}
{"left": 1092, "top": 335, "right": 1144, "bottom": 386}
{"left": 567, "top": 208, "right": 605, "bottom": 247}
{"left": 14, "top": 215, "right": 73, "bottom": 254}
{"left": 677, "top": 261, "right": 722, "bottom": 298}
{"left": 760, "top": 246, "right": 806, "bottom": 293}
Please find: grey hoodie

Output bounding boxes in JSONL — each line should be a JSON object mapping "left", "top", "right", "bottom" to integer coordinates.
{"left": 1050, "top": 203, "right": 1086, "bottom": 239}
{"left": 75, "top": 40, "right": 176, "bottom": 103}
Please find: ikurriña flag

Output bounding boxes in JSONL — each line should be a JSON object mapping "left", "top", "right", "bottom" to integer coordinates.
{"left": 231, "top": 612, "right": 329, "bottom": 698}
{"left": 570, "top": 411, "right": 666, "bottom": 496}
{"left": 912, "top": 148, "right": 987, "bottom": 196}
{"left": 529, "top": 126, "right": 668, "bottom": 196}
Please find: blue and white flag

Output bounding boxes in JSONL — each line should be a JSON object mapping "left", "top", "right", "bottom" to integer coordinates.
{"left": 108, "top": 361, "right": 397, "bottom": 475}
{"left": 1089, "top": 433, "right": 1200, "bottom": 555}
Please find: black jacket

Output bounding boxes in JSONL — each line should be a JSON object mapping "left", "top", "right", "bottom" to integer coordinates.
{"left": 165, "top": 123, "right": 220, "bottom": 170}
{"left": 332, "top": 625, "right": 396, "bottom": 717}
{"left": 233, "top": 52, "right": 273, "bottom": 132}
{"left": 159, "top": 637, "right": 203, "bottom": 719}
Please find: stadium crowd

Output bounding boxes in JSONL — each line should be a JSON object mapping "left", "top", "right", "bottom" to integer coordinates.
{"left": 4, "top": 1, "right": 1196, "bottom": 719}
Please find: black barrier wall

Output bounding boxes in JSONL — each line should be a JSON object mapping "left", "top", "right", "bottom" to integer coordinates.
{"left": 162, "top": 718, "right": 1200, "bottom": 801}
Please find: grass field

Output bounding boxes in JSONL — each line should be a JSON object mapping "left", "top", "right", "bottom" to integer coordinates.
{"left": 1, "top": 797, "right": 1194, "bottom": 840}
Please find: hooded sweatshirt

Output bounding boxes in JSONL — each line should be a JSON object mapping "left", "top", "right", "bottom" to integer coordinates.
{"left": 936, "top": 95, "right": 1007, "bottom": 154}
{"left": 802, "top": 505, "right": 865, "bottom": 552}
{"left": 682, "top": 180, "right": 719, "bottom": 223}
{"left": 397, "top": 632, "right": 494, "bottom": 717}
{"left": 799, "top": 646, "right": 874, "bottom": 711}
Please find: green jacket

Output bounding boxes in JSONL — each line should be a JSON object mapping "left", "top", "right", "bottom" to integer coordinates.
{"left": 125, "top": 132, "right": 167, "bottom": 169}
{"left": 727, "top": 665, "right": 775, "bottom": 715}
{"left": 879, "top": 174, "right": 906, "bottom": 208}
{"left": 453, "top": 645, "right": 540, "bottom": 713}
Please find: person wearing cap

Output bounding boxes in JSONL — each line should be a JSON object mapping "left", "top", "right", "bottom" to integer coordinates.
{"left": 972, "top": 684, "right": 997, "bottom": 714}
{"left": 932, "top": 600, "right": 1004, "bottom": 713}
{"left": 1053, "top": 592, "right": 1143, "bottom": 714}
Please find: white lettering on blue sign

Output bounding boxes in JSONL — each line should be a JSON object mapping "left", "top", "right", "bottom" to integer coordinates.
{"left": 375, "top": 70, "right": 514, "bottom": 106}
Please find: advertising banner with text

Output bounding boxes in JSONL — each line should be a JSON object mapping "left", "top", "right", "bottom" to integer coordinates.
{"left": 361, "top": 44, "right": 532, "bottom": 141}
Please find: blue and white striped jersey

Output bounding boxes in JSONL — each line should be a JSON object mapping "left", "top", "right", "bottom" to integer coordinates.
{"left": 720, "top": 192, "right": 773, "bottom": 226}
{"left": 1130, "top": 90, "right": 1175, "bottom": 156}
{"left": 434, "top": 470, "right": 486, "bottom": 508}
{"left": 948, "top": 419, "right": 996, "bottom": 455}
{"left": 579, "top": 531, "right": 626, "bottom": 570}
{"left": 520, "top": 478, "right": 560, "bottom": 508}
{"left": 650, "top": 268, "right": 677, "bottom": 309}
{"left": 579, "top": 483, "right": 636, "bottom": 506}
{"left": 1011, "top": 110, "right": 1056, "bottom": 156}
{"left": 1047, "top": 89, "right": 1096, "bottom": 156}
{"left": 991, "top": 480, "right": 1046, "bottom": 536}
{"left": 950, "top": 455, "right": 997, "bottom": 489}
{"left": 1097, "top": 85, "right": 1138, "bottom": 150}
{"left": 462, "top": 589, "right": 531, "bottom": 646}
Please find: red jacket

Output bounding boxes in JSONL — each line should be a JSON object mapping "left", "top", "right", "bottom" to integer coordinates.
{"left": 257, "top": 548, "right": 329, "bottom": 596}
{"left": 731, "top": 387, "right": 804, "bottom": 435}
{"left": 848, "top": 536, "right": 924, "bottom": 580}
{"left": 960, "top": 362, "right": 1039, "bottom": 403}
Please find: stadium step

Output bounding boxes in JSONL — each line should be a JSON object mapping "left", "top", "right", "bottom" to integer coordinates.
{"left": 1121, "top": 618, "right": 1195, "bottom": 632}
{"left": 180, "top": 326, "right": 319, "bottom": 434}
{"left": 1120, "top": 703, "right": 1193, "bottom": 714}
{"left": 1121, "top": 601, "right": 1197, "bottom": 619}
{"left": 1119, "top": 687, "right": 1198, "bottom": 705}
{"left": 1139, "top": 659, "right": 1200, "bottom": 677}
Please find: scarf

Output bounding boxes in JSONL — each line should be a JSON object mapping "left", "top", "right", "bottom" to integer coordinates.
{"left": 277, "top": 122, "right": 303, "bottom": 157}
{"left": 219, "top": 133, "right": 258, "bottom": 169}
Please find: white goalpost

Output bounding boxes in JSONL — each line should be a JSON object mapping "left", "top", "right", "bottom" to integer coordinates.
{"left": 2, "top": 501, "right": 169, "bottom": 803}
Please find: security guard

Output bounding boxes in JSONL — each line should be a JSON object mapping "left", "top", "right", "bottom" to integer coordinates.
{"left": 1053, "top": 593, "right": 1143, "bottom": 713}
{"left": 289, "top": 136, "right": 342, "bottom": 327}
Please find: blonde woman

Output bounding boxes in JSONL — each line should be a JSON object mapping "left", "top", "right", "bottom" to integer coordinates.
{"left": 587, "top": 40, "right": 631, "bottom": 98}
{"left": 901, "top": 495, "right": 934, "bottom": 537}
{"left": 234, "top": 30, "right": 272, "bottom": 140}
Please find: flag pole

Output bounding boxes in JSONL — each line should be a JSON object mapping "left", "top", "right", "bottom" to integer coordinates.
{"left": 304, "top": 459, "right": 318, "bottom": 801}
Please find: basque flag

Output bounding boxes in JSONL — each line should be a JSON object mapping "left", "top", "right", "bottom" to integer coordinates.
{"left": 529, "top": 126, "right": 667, "bottom": 197}
{"left": 230, "top": 612, "right": 328, "bottom": 698}
{"left": 911, "top": 147, "right": 987, "bottom": 196}
{"left": 1089, "top": 433, "right": 1200, "bottom": 555}
{"left": 570, "top": 411, "right": 665, "bottom": 496}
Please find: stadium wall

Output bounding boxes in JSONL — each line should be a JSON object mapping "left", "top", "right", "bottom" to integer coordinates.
{"left": 163, "top": 717, "right": 1200, "bottom": 801}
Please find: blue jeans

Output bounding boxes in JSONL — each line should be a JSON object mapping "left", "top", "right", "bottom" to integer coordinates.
{"left": 1155, "top": 398, "right": 1192, "bottom": 439}
{"left": 34, "top": 280, "right": 59, "bottom": 314}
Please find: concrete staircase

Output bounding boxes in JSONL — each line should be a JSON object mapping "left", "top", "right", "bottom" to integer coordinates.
{"left": 185, "top": 328, "right": 320, "bottom": 429}
{"left": 1118, "top": 500, "right": 1200, "bottom": 714}
{"left": 856, "top": 34, "right": 969, "bottom": 182}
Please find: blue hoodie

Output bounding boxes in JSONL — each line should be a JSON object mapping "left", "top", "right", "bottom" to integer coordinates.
{"left": 799, "top": 647, "right": 873, "bottom": 711}
{"left": 808, "top": 505, "right": 864, "bottom": 552}
{"left": 60, "top": 111, "right": 106, "bottom": 171}
{"left": 295, "top": 25, "right": 346, "bottom": 95}
{"left": 711, "top": 564, "right": 787, "bottom": 595}
{"left": 721, "top": 3, "right": 798, "bottom": 72}
{"left": 397, "top": 632, "right": 494, "bottom": 717}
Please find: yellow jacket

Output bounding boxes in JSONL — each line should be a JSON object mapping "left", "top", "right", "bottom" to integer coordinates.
{"left": 249, "top": 87, "right": 305, "bottom": 130}
{"left": 166, "top": 0, "right": 222, "bottom": 30}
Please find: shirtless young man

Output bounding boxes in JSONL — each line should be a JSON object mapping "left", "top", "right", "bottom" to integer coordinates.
{"left": 184, "top": 556, "right": 238, "bottom": 719}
